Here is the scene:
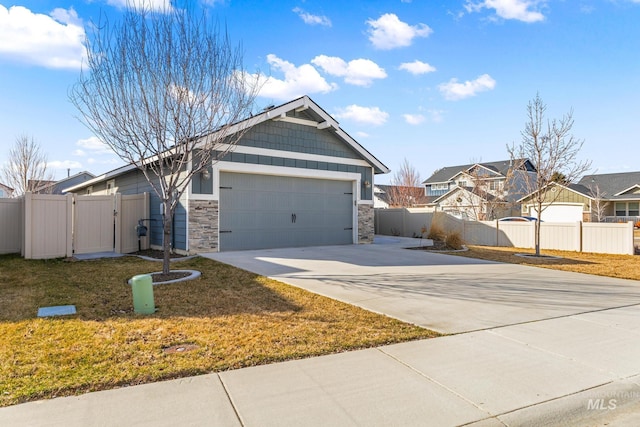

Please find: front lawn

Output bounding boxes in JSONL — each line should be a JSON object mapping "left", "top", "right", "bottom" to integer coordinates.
{"left": 0, "top": 254, "right": 437, "bottom": 407}
{"left": 453, "top": 246, "right": 640, "bottom": 281}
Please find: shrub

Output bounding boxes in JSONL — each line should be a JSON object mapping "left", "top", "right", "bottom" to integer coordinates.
{"left": 427, "top": 224, "right": 446, "bottom": 241}
{"left": 445, "top": 232, "right": 464, "bottom": 250}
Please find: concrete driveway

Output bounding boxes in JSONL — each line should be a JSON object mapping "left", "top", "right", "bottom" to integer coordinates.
{"left": 202, "top": 236, "right": 640, "bottom": 334}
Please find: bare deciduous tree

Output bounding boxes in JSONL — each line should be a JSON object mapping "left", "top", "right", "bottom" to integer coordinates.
{"left": 71, "top": 2, "right": 258, "bottom": 273}
{"left": 1, "top": 135, "right": 54, "bottom": 197}
{"left": 387, "top": 159, "right": 423, "bottom": 207}
{"left": 588, "top": 181, "right": 609, "bottom": 222}
{"left": 508, "top": 94, "right": 592, "bottom": 256}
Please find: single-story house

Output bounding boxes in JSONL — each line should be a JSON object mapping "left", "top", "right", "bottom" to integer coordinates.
{"left": 518, "top": 171, "right": 640, "bottom": 222}
{"left": 65, "top": 96, "right": 389, "bottom": 253}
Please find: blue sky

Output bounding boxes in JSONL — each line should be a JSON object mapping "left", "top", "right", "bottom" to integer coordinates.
{"left": 1, "top": 0, "right": 639, "bottom": 184}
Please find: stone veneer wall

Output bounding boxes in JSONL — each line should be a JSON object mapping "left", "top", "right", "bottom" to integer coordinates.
{"left": 188, "top": 200, "right": 218, "bottom": 253}
{"left": 357, "top": 204, "right": 374, "bottom": 244}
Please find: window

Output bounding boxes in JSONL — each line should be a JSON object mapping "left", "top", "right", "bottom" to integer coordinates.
{"left": 0, "top": 189, "right": 4, "bottom": 198}
{"left": 615, "top": 202, "right": 627, "bottom": 216}
{"left": 431, "top": 183, "right": 448, "bottom": 191}
{"left": 629, "top": 202, "right": 639, "bottom": 217}
{"left": 457, "top": 180, "right": 467, "bottom": 187}
{"left": 489, "top": 180, "right": 501, "bottom": 191}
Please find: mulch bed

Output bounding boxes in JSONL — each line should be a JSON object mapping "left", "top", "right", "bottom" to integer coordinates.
{"left": 150, "top": 271, "right": 192, "bottom": 283}
{"left": 407, "top": 240, "right": 463, "bottom": 251}
{"left": 133, "top": 249, "right": 186, "bottom": 260}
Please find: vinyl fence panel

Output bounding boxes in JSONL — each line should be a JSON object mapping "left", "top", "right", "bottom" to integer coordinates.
{"left": 464, "top": 220, "right": 498, "bottom": 246}
{"left": 374, "top": 208, "right": 433, "bottom": 237}
{"left": 583, "top": 221, "right": 634, "bottom": 255}
{"left": 540, "top": 222, "right": 582, "bottom": 251}
{"left": 0, "top": 198, "right": 22, "bottom": 254}
{"left": 23, "top": 193, "right": 73, "bottom": 259}
{"left": 497, "top": 222, "right": 534, "bottom": 248}
{"left": 117, "top": 193, "right": 150, "bottom": 254}
{"left": 74, "top": 195, "right": 116, "bottom": 255}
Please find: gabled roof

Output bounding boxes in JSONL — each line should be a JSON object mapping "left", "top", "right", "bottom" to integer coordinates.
{"left": 422, "top": 159, "right": 534, "bottom": 185}
{"left": 431, "top": 185, "right": 503, "bottom": 205}
{"left": 65, "top": 96, "right": 390, "bottom": 192}
{"left": 35, "top": 171, "right": 95, "bottom": 193}
{"left": 517, "top": 181, "right": 593, "bottom": 203}
{"left": 578, "top": 171, "right": 640, "bottom": 200}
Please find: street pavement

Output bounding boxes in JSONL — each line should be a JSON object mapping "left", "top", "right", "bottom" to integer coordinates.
{"left": 2, "top": 237, "right": 640, "bottom": 426}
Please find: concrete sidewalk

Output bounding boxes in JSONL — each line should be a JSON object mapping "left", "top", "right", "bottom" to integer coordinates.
{"left": 3, "top": 238, "right": 640, "bottom": 426}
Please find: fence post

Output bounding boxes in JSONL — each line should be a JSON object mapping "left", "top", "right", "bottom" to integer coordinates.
{"left": 577, "top": 221, "right": 583, "bottom": 253}
{"left": 23, "top": 193, "right": 32, "bottom": 259}
{"left": 115, "top": 193, "right": 122, "bottom": 254}
{"left": 66, "top": 194, "right": 73, "bottom": 257}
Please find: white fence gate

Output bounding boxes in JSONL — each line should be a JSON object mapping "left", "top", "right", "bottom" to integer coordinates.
{"left": 0, "top": 192, "right": 149, "bottom": 259}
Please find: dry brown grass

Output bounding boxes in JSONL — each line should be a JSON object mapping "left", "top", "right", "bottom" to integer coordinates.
{"left": 453, "top": 245, "right": 640, "bottom": 281}
{"left": 0, "top": 254, "right": 437, "bottom": 407}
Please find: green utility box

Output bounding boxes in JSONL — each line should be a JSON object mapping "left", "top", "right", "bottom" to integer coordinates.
{"left": 131, "top": 274, "right": 155, "bottom": 314}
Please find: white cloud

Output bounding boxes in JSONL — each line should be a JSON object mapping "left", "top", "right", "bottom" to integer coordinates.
{"left": 311, "top": 55, "right": 387, "bottom": 87}
{"left": 367, "top": 13, "right": 432, "bottom": 50}
{"left": 292, "top": 7, "right": 331, "bottom": 27}
{"left": 399, "top": 60, "right": 437, "bottom": 75}
{"left": 48, "top": 160, "right": 83, "bottom": 170}
{"left": 355, "top": 131, "right": 370, "bottom": 138}
{"left": 76, "top": 136, "right": 113, "bottom": 155}
{"left": 106, "top": 0, "right": 172, "bottom": 12}
{"left": 465, "top": 0, "right": 546, "bottom": 23}
{"left": 244, "top": 54, "right": 337, "bottom": 100}
{"left": 0, "top": 5, "right": 86, "bottom": 69}
{"left": 439, "top": 74, "right": 496, "bottom": 100}
{"left": 334, "top": 105, "right": 389, "bottom": 126}
{"left": 403, "top": 114, "right": 425, "bottom": 125}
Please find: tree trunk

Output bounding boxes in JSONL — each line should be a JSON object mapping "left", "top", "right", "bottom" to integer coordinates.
{"left": 162, "top": 210, "right": 172, "bottom": 275}
{"left": 535, "top": 210, "right": 541, "bottom": 256}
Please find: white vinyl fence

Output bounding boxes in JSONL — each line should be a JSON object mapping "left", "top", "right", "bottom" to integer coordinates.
{"left": 0, "top": 192, "right": 149, "bottom": 259}
{"left": 0, "top": 198, "right": 23, "bottom": 254}
{"left": 374, "top": 208, "right": 636, "bottom": 255}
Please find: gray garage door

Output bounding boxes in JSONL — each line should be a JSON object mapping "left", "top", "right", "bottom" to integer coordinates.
{"left": 219, "top": 172, "right": 354, "bottom": 251}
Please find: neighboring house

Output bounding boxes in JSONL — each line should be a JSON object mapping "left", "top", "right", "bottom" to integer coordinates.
{"left": 64, "top": 96, "right": 389, "bottom": 253}
{"left": 0, "top": 182, "right": 14, "bottom": 198}
{"left": 421, "top": 159, "right": 535, "bottom": 220}
{"left": 33, "top": 171, "right": 96, "bottom": 195}
{"left": 373, "top": 184, "right": 430, "bottom": 208}
{"left": 518, "top": 171, "right": 640, "bottom": 223}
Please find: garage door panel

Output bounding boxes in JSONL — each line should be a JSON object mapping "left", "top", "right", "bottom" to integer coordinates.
{"left": 219, "top": 172, "right": 353, "bottom": 251}
{"left": 533, "top": 205, "right": 583, "bottom": 223}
